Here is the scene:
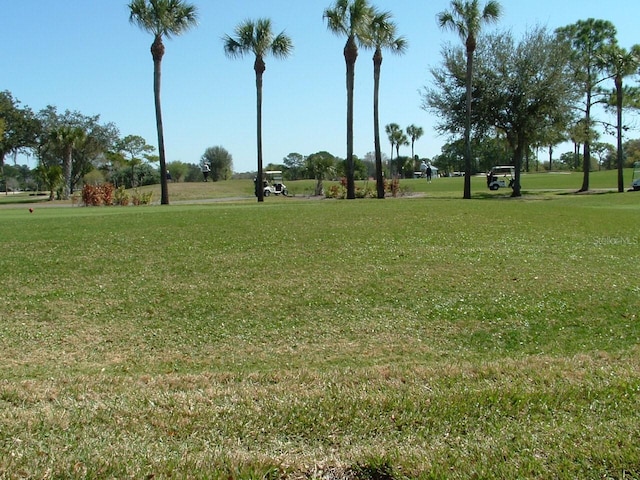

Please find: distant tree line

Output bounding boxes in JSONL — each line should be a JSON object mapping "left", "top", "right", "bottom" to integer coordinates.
{"left": 424, "top": 11, "right": 640, "bottom": 196}
{"left": 0, "top": 90, "right": 240, "bottom": 195}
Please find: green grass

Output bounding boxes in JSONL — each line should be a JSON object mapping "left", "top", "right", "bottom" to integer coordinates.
{"left": 0, "top": 192, "right": 50, "bottom": 205}
{"left": 0, "top": 181, "right": 639, "bottom": 479}
{"left": 1, "top": 167, "right": 632, "bottom": 206}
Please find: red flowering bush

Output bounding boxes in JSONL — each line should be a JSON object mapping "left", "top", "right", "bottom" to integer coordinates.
{"left": 81, "top": 183, "right": 114, "bottom": 206}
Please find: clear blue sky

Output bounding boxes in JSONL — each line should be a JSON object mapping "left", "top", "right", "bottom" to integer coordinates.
{"left": 2, "top": 0, "right": 639, "bottom": 172}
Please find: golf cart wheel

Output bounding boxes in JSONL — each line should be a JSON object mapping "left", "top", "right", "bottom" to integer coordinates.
{"left": 489, "top": 184, "right": 499, "bottom": 191}
{"left": 263, "top": 190, "right": 270, "bottom": 197}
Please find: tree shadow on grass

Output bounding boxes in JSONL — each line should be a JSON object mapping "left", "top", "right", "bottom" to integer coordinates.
{"left": 473, "top": 190, "right": 553, "bottom": 200}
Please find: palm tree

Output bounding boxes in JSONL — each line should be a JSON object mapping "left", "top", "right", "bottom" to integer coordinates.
{"left": 128, "top": 0, "right": 198, "bottom": 205}
{"left": 395, "top": 131, "right": 409, "bottom": 176}
{"left": 324, "top": 0, "right": 373, "bottom": 199}
{"left": 224, "top": 18, "right": 293, "bottom": 203}
{"left": 385, "top": 123, "right": 398, "bottom": 168}
{"left": 36, "top": 163, "right": 63, "bottom": 201}
{"left": 49, "top": 125, "right": 85, "bottom": 200}
{"left": 365, "top": 10, "right": 406, "bottom": 199}
{"left": 600, "top": 44, "right": 640, "bottom": 192}
{"left": 406, "top": 124, "right": 423, "bottom": 164}
{"left": 385, "top": 123, "right": 408, "bottom": 176}
{"left": 385, "top": 122, "right": 400, "bottom": 175}
{"left": 438, "top": 0, "right": 501, "bottom": 199}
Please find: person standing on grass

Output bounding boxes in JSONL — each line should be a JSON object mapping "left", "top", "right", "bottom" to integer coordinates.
{"left": 202, "top": 163, "right": 211, "bottom": 182}
{"left": 426, "top": 164, "right": 432, "bottom": 183}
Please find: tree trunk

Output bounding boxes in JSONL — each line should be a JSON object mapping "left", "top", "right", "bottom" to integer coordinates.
{"left": 463, "top": 41, "right": 474, "bottom": 200}
{"left": 511, "top": 134, "right": 524, "bottom": 197}
{"left": 615, "top": 75, "right": 624, "bottom": 193}
{"left": 395, "top": 144, "right": 401, "bottom": 177}
{"left": 344, "top": 36, "right": 357, "bottom": 200}
{"left": 255, "top": 56, "right": 266, "bottom": 202}
{"left": 579, "top": 79, "right": 592, "bottom": 192}
{"left": 373, "top": 48, "right": 384, "bottom": 199}
{"left": 63, "top": 147, "right": 72, "bottom": 200}
{"left": 152, "top": 35, "right": 169, "bottom": 205}
{"left": 0, "top": 152, "right": 6, "bottom": 196}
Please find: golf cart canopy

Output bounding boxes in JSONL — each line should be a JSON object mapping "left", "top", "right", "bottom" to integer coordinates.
{"left": 491, "top": 165, "right": 515, "bottom": 176}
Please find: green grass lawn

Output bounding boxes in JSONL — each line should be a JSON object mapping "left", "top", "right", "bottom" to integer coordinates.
{"left": 1, "top": 180, "right": 639, "bottom": 479}
{"left": 2, "top": 167, "right": 634, "bottom": 207}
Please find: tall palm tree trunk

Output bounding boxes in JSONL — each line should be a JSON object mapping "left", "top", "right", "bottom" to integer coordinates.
{"left": 579, "top": 82, "right": 592, "bottom": 192}
{"left": 255, "top": 57, "right": 266, "bottom": 202}
{"left": 373, "top": 48, "right": 384, "bottom": 199}
{"left": 345, "top": 37, "right": 357, "bottom": 200}
{"left": 463, "top": 44, "right": 473, "bottom": 200}
{"left": 152, "top": 35, "right": 169, "bottom": 205}
{"left": 615, "top": 75, "right": 624, "bottom": 193}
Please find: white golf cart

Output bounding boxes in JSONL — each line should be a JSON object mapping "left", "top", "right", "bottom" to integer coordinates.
{"left": 630, "top": 162, "right": 640, "bottom": 191}
{"left": 487, "top": 165, "right": 515, "bottom": 191}
{"left": 263, "top": 170, "right": 288, "bottom": 196}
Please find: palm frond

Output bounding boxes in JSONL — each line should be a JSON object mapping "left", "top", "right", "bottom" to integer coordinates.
{"left": 366, "top": 9, "right": 407, "bottom": 54}
{"left": 438, "top": 0, "right": 502, "bottom": 41}
{"left": 222, "top": 35, "right": 246, "bottom": 59}
{"left": 323, "top": 0, "right": 373, "bottom": 39}
{"left": 323, "top": 8, "right": 349, "bottom": 37}
{"left": 128, "top": 0, "right": 198, "bottom": 38}
{"left": 271, "top": 32, "right": 294, "bottom": 59}
{"left": 223, "top": 18, "right": 292, "bottom": 61}
{"left": 482, "top": 0, "right": 502, "bottom": 24}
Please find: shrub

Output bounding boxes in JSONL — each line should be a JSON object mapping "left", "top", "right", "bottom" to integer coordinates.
{"left": 114, "top": 186, "right": 130, "bottom": 206}
{"left": 326, "top": 184, "right": 345, "bottom": 199}
{"left": 83, "top": 169, "right": 105, "bottom": 186}
{"left": 101, "top": 183, "right": 114, "bottom": 205}
{"left": 390, "top": 178, "right": 400, "bottom": 197}
{"left": 82, "top": 184, "right": 97, "bottom": 206}
{"left": 131, "top": 189, "right": 153, "bottom": 206}
{"left": 81, "top": 183, "right": 115, "bottom": 206}
{"left": 355, "top": 184, "right": 375, "bottom": 198}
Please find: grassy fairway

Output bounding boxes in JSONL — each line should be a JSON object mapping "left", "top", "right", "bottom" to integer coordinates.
{"left": 2, "top": 167, "right": 634, "bottom": 206}
{"left": 1, "top": 188, "right": 639, "bottom": 478}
